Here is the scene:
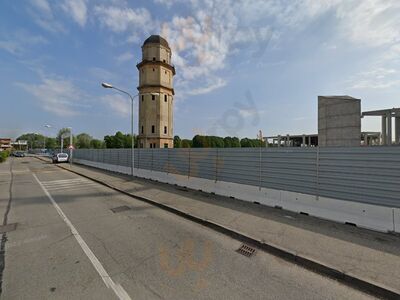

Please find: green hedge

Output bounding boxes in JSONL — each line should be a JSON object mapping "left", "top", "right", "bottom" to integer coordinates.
{"left": 0, "top": 150, "right": 10, "bottom": 163}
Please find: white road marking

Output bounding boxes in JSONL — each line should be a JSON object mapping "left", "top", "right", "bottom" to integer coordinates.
{"left": 41, "top": 178, "right": 99, "bottom": 191}
{"left": 33, "top": 173, "right": 132, "bottom": 300}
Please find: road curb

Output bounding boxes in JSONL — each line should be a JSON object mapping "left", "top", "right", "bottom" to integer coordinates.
{"left": 35, "top": 156, "right": 400, "bottom": 299}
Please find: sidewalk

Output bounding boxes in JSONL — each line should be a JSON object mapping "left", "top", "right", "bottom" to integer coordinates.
{"left": 48, "top": 158, "right": 400, "bottom": 296}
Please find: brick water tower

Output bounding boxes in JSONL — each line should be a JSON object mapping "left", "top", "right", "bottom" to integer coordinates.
{"left": 137, "top": 35, "right": 175, "bottom": 148}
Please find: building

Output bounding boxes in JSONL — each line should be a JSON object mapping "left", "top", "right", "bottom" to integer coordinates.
{"left": 265, "top": 134, "right": 318, "bottom": 147}
{"left": 362, "top": 108, "right": 400, "bottom": 145}
{"left": 266, "top": 96, "right": 400, "bottom": 147}
{"left": 137, "top": 35, "right": 175, "bottom": 148}
{"left": 318, "top": 95, "right": 361, "bottom": 147}
{"left": 0, "top": 138, "right": 12, "bottom": 151}
{"left": 11, "top": 140, "right": 28, "bottom": 151}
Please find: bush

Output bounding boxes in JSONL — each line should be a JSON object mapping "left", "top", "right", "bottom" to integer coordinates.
{"left": 0, "top": 150, "right": 10, "bottom": 163}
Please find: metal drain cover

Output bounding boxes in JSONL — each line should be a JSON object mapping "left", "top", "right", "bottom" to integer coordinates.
{"left": 0, "top": 223, "right": 17, "bottom": 233}
{"left": 236, "top": 244, "right": 256, "bottom": 257}
{"left": 111, "top": 206, "right": 131, "bottom": 213}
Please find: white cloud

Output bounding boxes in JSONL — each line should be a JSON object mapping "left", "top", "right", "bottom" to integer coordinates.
{"left": 16, "top": 76, "right": 89, "bottom": 116}
{"left": 349, "top": 68, "right": 400, "bottom": 90}
{"left": 101, "top": 94, "right": 130, "bottom": 117}
{"left": 238, "top": 108, "right": 259, "bottom": 118}
{"left": 116, "top": 51, "right": 134, "bottom": 63}
{"left": 89, "top": 67, "right": 117, "bottom": 81}
{"left": 94, "top": 5, "right": 153, "bottom": 33}
{"left": 30, "top": 0, "right": 52, "bottom": 15}
{"left": 99, "top": 0, "right": 400, "bottom": 97}
{"left": 61, "top": 0, "right": 88, "bottom": 27}
{"left": 28, "top": 0, "right": 67, "bottom": 33}
{"left": 334, "top": 0, "right": 400, "bottom": 47}
{"left": 0, "top": 31, "right": 47, "bottom": 55}
{"left": 187, "top": 78, "right": 227, "bottom": 96}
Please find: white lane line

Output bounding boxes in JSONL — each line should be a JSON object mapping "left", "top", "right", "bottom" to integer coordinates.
{"left": 45, "top": 184, "right": 99, "bottom": 192}
{"left": 42, "top": 182, "right": 91, "bottom": 188}
{"left": 42, "top": 179, "right": 95, "bottom": 189}
{"left": 42, "top": 178, "right": 88, "bottom": 185}
{"left": 33, "top": 173, "right": 132, "bottom": 300}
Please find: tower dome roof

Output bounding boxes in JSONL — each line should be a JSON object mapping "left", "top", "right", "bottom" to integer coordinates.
{"left": 143, "top": 35, "right": 170, "bottom": 49}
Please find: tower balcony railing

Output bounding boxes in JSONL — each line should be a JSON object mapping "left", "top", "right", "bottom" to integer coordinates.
{"left": 136, "top": 60, "right": 176, "bottom": 75}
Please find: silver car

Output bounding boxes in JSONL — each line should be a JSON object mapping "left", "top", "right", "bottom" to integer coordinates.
{"left": 52, "top": 153, "right": 69, "bottom": 163}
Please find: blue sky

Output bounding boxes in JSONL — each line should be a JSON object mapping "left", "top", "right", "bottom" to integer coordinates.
{"left": 1, "top": 0, "right": 400, "bottom": 140}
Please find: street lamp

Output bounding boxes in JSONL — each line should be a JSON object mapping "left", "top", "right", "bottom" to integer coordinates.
{"left": 101, "top": 82, "right": 138, "bottom": 176}
{"left": 43, "top": 124, "right": 51, "bottom": 151}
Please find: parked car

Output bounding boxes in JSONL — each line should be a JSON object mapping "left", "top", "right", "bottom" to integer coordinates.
{"left": 52, "top": 153, "right": 69, "bottom": 163}
{"left": 12, "top": 151, "right": 25, "bottom": 157}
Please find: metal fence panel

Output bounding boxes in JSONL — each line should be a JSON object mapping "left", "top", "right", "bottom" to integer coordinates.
{"left": 137, "top": 149, "right": 152, "bottom": 170}
{"left": 168, "top": 148, "right": 190, "bottom": 175}
{"left": 261, "top": 148, "right": 318, "bottom": 195}
{"left": 318, "top": 147, "right": 400, "bottom": 207}
{"left": 72, "top": 146, "right": 400, "bottom": 208}
{"left": 152, "top": 149, "right": 169, "bottom": 172}
{"left": 217, "top": 148, "right": 260, "bottom": 186}
{"left": 189, "top": 148, "right": 217, "bottom": 180}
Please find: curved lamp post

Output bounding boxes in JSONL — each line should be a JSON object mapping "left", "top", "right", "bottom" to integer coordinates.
{"left": 102, "top": 82, "right": 138, "bottom": 176}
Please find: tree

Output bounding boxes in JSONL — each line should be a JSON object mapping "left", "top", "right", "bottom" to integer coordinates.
{"left": 17, "top": 133, "right": 46, "bottom": 149}
{"left": 223, "top": 136, "right": 241, "bottom": 148}
{"left": 192, "top": 135, "right": 224, "bottom": 148}
{"left": 90, "top": 139, "right": 104, "bottom": 149}
{"left": 76, "top": 133, "right": 92, "bottom": 149}
{"left": 240, "top": 138, "right": 265, "bottom": 147}
{"left": 181, "top": 139, "right": 192, "bottom": 148}
{"left": 57, "top": 128, "right": 75, "bottom": 149}
{"left": 104, "top": 132, "right": 137, "bottom": 148}
{"left": 45, "top": 138, "right": 57, "bottom": 149}
{"left": 173, "top": 135, "right": 181, "bottom": 148}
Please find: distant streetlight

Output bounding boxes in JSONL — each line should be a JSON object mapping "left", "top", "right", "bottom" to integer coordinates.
{"left": 43, "top": 124, "right": 52, "bottom": 151}
{"left": 101, "top": 82, "right": 138, "bottom": 176}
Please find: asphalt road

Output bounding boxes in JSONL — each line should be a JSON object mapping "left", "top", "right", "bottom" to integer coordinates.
{"left": 0, "top": 157, "right": 374, "bottom": 299}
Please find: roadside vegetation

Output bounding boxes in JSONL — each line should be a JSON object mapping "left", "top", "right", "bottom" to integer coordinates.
{"left": 16, "top": 130, "right": 266, "bottom": 151}
{"left": 0, "top": 150, "right": 10, "bottom": 163}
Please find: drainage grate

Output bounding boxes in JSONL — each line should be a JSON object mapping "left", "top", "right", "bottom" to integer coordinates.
{"left": 236, "top": 244, "right": 256, "bottom": 257}
{"left": 0, "top": 223, "right": 17, "bottom": 233}
{"left": 110, "top": 206, "right": 131, "bottom": 213}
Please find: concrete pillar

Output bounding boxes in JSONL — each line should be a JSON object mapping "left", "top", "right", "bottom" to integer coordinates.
{"left": 302, "top": 135, "right": 306, "bottom": 147}
{"left": 387, "top": 113, "right": 392, "bottom": 145}
{"left": 277, "top": 135, "right": 281, "bottom": 147}
{"left": 286, "top": 134, "right": 290, "bottom": 147}
{"left": 396, "top": 117, "right": 400, "bottom": 144}
{"left": 381, "top": 115, "right": 387, "bottom": 145}
{"left": 364, "top": 134, "right": 368, "bottom": 146}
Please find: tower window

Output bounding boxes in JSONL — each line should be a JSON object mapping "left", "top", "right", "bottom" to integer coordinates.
{"left": 164, "top": 143, "right": 168, "bottom": 148}
{"left": 163, "top": 59, "right": 166, "bottom": 63}
{"left": 152, "top": 125, "right": 155, "bottom": 133}
{"left": 153, "top": 57, "right": 156, "bottom": 61}
{"left": 165, "top": 71, "right": 167, "bottom": 75}
{"left": 164, "top": 95, "right": 167, "bottom": 102}
{"left": 141, "top": 95, "right": 144, "bottom": 101}
{"left": 153, "top": 68, "right": 155, "bottom": 72}
{"left": 164, "top": 126, "right": 167, "bottom": 134}
{"left": 152, "top": 95, "right": 155, "bottom": 100}
{"left": 141, "top": 126, "right": 144, "bottom": 134}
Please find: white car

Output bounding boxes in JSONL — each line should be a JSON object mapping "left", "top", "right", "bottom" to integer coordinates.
{"left": 52, "top": 153, "right": 69, "bottom": 163}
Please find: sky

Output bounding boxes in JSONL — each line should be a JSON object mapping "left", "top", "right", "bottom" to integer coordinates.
{"left": 1, "top": 0, "right": 400, "bottom": 140}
